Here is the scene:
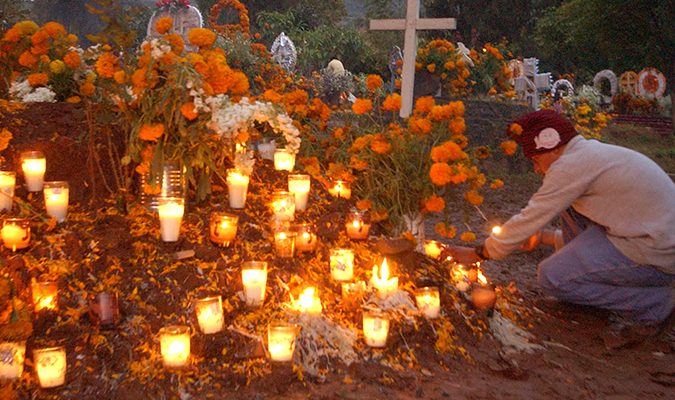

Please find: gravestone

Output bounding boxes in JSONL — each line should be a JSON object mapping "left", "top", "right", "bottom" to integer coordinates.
{"left": 551, "top": 79, "right": 574, "bottom": 99}
{"left": 325, "top": 59, "right": 345, "bottom": 77}
{"left": 514, "top": 58, "right": 551, "bottom": 109}
{"left": 146, "top": 4, "right": 203, "bottom": 54}
{"left": 270, "top": 33, "right": 297, "bottom": 71}
{"left": 592, "top": 69, "right": 618, "bottom": 105}
{"left": 619, "top": 71, "right": 638, "bottom": 96}
{"left": 637, "top": 68, "right": 667, "bottom": 100}
{"left": 388, "top": 46, "right": 403, "bottom": 94}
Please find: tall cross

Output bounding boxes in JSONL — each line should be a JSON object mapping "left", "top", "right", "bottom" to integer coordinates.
{"left": 370, "top": 0, "right": 456, "bottom": 117}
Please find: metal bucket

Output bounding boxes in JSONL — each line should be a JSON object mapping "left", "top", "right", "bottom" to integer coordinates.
{"left": 139, "top": 160, "right": 186, "bottom": 212}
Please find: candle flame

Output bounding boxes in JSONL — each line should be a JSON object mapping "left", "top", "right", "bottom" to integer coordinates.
{"left": 302, "top": 232, "right": 310, "bottom": 240}
{"left": 335, "top": 182, "right": 343, "bottom": 192}
{"left": 352, "top": 220, "right": 360, "bottom": 228}
{"left": 278, "top": 232, "right": 287, "bottom": 240}
{"left": 42, "top": 296, "right": 54, "bottom": 308}
{"left": 279, "top": 200, "right": 287, "bottom": 207}
{"left": 477, "top": 272, "right": 488, "bottom": 284}
{"left": 167, "top": 340, "right": 186, "bottom": 355}
{"left": 49, "top": 194, "right": 60, "bottom": 201}
{"left": 220, "top": 221, "right": 229, "bottom": 229}
{"left": 372, "top": 259, "right": 390, "bottom": 282}
{"left": 296, "top": 287, "right": 321, "bottom": 313}
{"left": 492, "top": 226, "right": 501, "bottom": 235}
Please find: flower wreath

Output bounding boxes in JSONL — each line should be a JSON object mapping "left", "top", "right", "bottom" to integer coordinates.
{"left": 637, "top": 68, "right": 666, "bottom": 99}
{"left": 208, "top": 0, "right": 250, "bottom": 38}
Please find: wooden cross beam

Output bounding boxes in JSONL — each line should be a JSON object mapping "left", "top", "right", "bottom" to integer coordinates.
{"left": 370, "top": 0, "right": 456, "bottom": 117}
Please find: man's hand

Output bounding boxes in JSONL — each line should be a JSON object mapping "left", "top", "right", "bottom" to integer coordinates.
{"left": 442, "top": 246, "right": 483, "bottom": 264}
{"left": 519, "top": 231, "right": 542, "bottom": 251}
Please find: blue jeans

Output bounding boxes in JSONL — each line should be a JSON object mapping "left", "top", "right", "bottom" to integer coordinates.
{"left": 537, "top": 209, "right": 675, "bottom": 322}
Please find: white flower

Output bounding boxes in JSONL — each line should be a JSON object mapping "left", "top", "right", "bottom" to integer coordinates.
{"left": 22, "top": 87, "right": 57, "bottom": 103}
{"left": 9, "top": 80, "right": 32, "bottom": 101}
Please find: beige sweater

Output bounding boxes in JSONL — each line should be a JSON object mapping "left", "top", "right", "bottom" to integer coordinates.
{"left": 485, "top": 135, "right": 675, "bottom": 274}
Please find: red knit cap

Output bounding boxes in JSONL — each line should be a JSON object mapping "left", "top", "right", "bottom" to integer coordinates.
{"left": 508, "top": 109, "right": 578, "bottom": 158}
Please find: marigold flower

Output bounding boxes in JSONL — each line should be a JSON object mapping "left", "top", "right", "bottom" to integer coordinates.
{"left": 383, "top": 93, "right": 401, "bottom": 112}
{"left": 449, "top": 118, "right": 465, "bottom": 136}
{"left": 43, "top": 22, "right": 66, "bottom": 38}
{"left": 180, "top": 102, "right": 198, "bottom": 120}
{"left": 500, "top": 140, "right": 517, "bottom": 156}
{"left": 509, "top": 123, "right": 523, "bottom": 136}
{"left": 490, "top": 179, "right": 504, "bottom": 189}
{"left": 332, "top": 127, "right": 345, "bottom": 140}
{"left": 370, "top": 134, "right": 391, "bottom": 154}
{"left": 30, "top": 30, "right": 48, "bottom": 45}
{"left": 430, "top": 162, "right": 452, "bottom": 186}
{"left": 67, "top": 33, "right": 78, "bottom": 42}
{"left": 14, "top": 21, "right": 39, "bottom": 36}
{"left": 263, "top": 89, "right": 282, "bottom": 103}
{"left": 113, "top": 70, "right": 127, "bottom": 84}
{"left": 155, "top": 17, "right": 173, "bottom": 35}
{"left": 48, "top": 59, "right": 65, "bottom": 74}
{"left": 63, "top": 51, "right": 81, "bottom": 69}
{"left": 356, "top": 199, "right": 373, "bottom": 210}
{"left": 231, "top": 71, "right": 249, "bottom": 94}
{"left": 348, "top": 135, "right": 371, "bottom": 153}
{"left": 464, "top": 191, "right": 483, "bottom": 206}
{"left": 366, "top": 74, "right": 383, "bottom": 90}
{"left": 18, "top": 51, "right": 38, "bottom": 68}
{"left": 425, "top": 195, "right": 445, "bottom": 213}
{"left": 371, "top": 207, "right": 389, "bottom": 222}
{"left": 473, "top": 147, "right": 490, "bottom": 159}
{"left": 427, "top": 63, "right": 436, "bottom": 73}
{"left": 2, "top": 28, "right": 21, "bottom": 42}
{"left": 352, "top": 98, "right": 372, "bottom": 115}
{"left": 434, "top": 222, "right": 456, "bottom": 238}
{"left": 95, "top": 52, "right": 118, "bottom": 79}
{"left": 27, "top": 73, "right": 48, "bottom": 87}
{"left": 66, "top": 96, "right": 81, "bottom": 103}
{"left": 414, "top": 96, "right": 435, "bottom": 114}
{"left": 349, "top": 156, "right": 368, "bottom": 171}
{"left": 138, "top": 124, "right": 165, "bottom": 141}
{"left": 188, "top": 28, "right": 216, "bottom": 48}
{"left": 79, "top": 81, "right": 96, "bottom": 97}
{"left": 412, "top": 117, "right": 433, "bottom": 134}
{"left": 300, "top": 157, "right": 320, "bottom": 176}
{"left": 460, "top": 232, "right": 476, "bottom": 242}
{"left": 444, "top": 60, "right": 455, "bottom": 70}
{"left": 0, "top": 129, "right": 12, "bottom": 152}
{"left": 164, "top": 33, "right": 184, "bottom": 54}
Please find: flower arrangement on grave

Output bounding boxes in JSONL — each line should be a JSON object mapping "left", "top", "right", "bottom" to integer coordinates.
{"left": 540, "top": 84, "right": 611, "bottom": 139}
{"left": 415, "top": 39, "right": 472, "bottom": 97}
{"left": 208, "top": 0, "right": 251, "bottom": 38}
{"left": 470, "top": 42, "right": 516, "bottom": 99}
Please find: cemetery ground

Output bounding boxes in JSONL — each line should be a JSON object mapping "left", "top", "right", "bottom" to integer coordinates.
{"left": 1, "top": 103, "right": 675, "bottom": 399}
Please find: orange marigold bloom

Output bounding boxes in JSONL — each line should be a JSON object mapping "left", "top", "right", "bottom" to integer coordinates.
{"left": 460, "top": 232, "right": 476, "bottom": 242}
{"left": 490, "top": 179, "right": 504, "bottom": 189}
{"left": 95, "top": 52, "right": 118, "bottom": 78}
{"left": 413, "top": 117, "right": 432, "bottom": 134}
{"left": 426, "top": 63, "right": 436, "bottom": 73}
{"left": 473, "top": 147, "right": 490, "bottom": 159}
{"left": 500, "top": 140, "right": 517, "bottom": 156}
{"left": 263, "top": 89, "right": 282, "bottom": 103}
{"left": 430, "top": 162, "right": 452, "bottom": 186}
{"left": 356, "top": 199, "right": 373, "bottom": 210}
{"left": 63, "top": 51, "right": 81, "bottom": 69}
{"left": 415, "top": 96, "right": 435, "bottom": 113}
{"left": 155, "top": 17, "right": 173, "bottom": 35}
{"left": 425, "top": 195, "right": 445, "bottom": 213}
{"left": 332, "top": 127, "right": 345, "bottom": 140}
{"left": 164, "top": 33, "right": 184, "bottom": 54}
{"left": 188, "top": 28, "right": 216, "bottom": 48}
{"left": 434, "top": 222, "right": 456, "bottom": 238}
{"left": 352, "top": 98, "right": 373, "bottom": 115}
{"left": 180, "top": 102, "right": 198, "bottom": 120}
{"left": 371, "top": 207, "right": 389, "bottom": 223}
{"left": 18, "top": 50, "right": 38, "bottom": 68}
{"left": 113, "top": 70, "right": 127, "bottom": 84}
{"left": 348, "top": 135, "right": 372, "bottom": 153}
{"left": 66, "top": 96, "right": 81, "bottom": 103}
{"left": 370, "top": 134, "right": 391, "bottom": 154}
{"left": 27, "top": 73, "right": 48, "bottom": 87}
{"left": 464, "top": 191, "right": 483, "bottom": 206}
{"left": 509, "top": 123, "right": 523, "bottom": 136}
{"left": 138, "top": 124, "right": 164, "bottom": 141}
{"left": 443, "top": 60, "right": 455, "bottom": 70}
{"left": 231, "top": 71, "right": 249, "bottom": 94}
{"left": 449, "top": 118, "right": 466, "bottom": 136}
{"left": 366, "top": 74, "right": 383, "bottom": 90}
{"left": 300, "top": 157, "right": 320, "bottom": 176}
{"left": 30, "top": 30, "right": 48, "bottom": 45}
{"left": 30, "top": 42, "right": 49, "bottom": 55}
{"left": 349, "top": 156, "right": 368, "bottom": 171}
{"left": 43, "top": 22, "right": 66, "bottom": 38}
{"left": 79, "top": 81, "right": 96, "bottom": 97}
{"left": 2, "top": 28, "right": 21, "bottom": 42}
{"left": 383, "top": 93, "right": 401, "bottom": 112}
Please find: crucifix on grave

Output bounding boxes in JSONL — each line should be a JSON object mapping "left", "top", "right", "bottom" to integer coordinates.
{"left": 514, "top": 58, "right": 551, "bottom": 110}
{"left": 370, "top": 0, "right": 456, "bottom": 117}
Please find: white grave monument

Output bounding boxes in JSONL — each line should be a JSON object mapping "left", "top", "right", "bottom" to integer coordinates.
{"left": 147, "top": 3, "right": 203, "bottom": 54}
{"left": 370, "top": 0, "right": 456, "bottom": 117}
{"left": 270, "top": 32, "right": 297, "bottom": 71}
{"left": 514, "top": 58, "right": 551, "bottom": 109}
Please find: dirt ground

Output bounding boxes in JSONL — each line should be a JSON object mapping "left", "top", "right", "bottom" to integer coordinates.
{"left": 1, "top": 102, "right": 674, "bottom": 400}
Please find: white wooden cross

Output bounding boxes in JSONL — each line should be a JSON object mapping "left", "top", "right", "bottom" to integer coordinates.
{"left": 370, "top": 0, "right": 456, "bottom": 117}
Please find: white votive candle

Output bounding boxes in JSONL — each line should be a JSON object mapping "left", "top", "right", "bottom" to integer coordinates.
{"left": 268, "top": 322, "right": 296, "bottom": 362}
{"left": 158, "top": 197, "right": 184, "bottom": 242}
{"left": 226, "top": 169, "right": 249, "bottom": 209}
{"left": 327, "top": 180, "right": 351, "bottom": 199}
{"left": 370, "top": 258, "right": 398, "bottom": 299}
{"left": 345, "top": 209, "right": 370, "bottom": 240}
{"left": 1, "top": 218, "right": 30, "bottom": 251}
{"left": 0, "top": 171, "right": 16, "bottom": 211}
{"left": 363, "top": 311, "right": 389, "bottom": 348}
{"left": 294, "top": 287, "right": 322, "bottom": 314}
{"left": 241, "top": 261, "right": 267, "bottom": 307}
{"left": 288, "top": 174, "right": 310, "bottom": 211}
{"left": 270, "top": 191, "right": 295, "bottom": 223}
{"left": 274, "top": 148, "right": 295, "bottom": 171}
{"left": 34, "top": 346, "right": 67, "bottom": 388}
{"left": 43, "top": 181, "right": 69, "bottom": 223}
{"left": 209, "top": 212, "right": 238, "bottom": 246}
{"left": 294, "top": 224, "right": 317, "bottom": 252}
{"left": 330, "top": 248, "right": 354, "bottom": 282}
{"left": 159, "top": 325, "right": 191, "bottom": 368}
{"left": 0, "top": 341, "right": 26, "bottom": 380}
{"left": 414, "top": 287, "right": 441, "bottom": 318}
{"left": 274, "top": 230, "right": 296, "bottom": 258}
{"left": 20, "top": 151, "right": 46, "bottom": 192}
{"left": 195, "top": 296, "right": 224, "bottom": 334}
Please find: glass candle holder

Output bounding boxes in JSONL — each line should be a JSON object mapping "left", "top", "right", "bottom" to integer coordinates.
{"left": 158, "top": 197, "right": 184, "bottom": 242}
{"left": 257, "top": 138, "right": 276, "bottom": 160}
{"left": 273, "top": 230, "right": 297, "bottom": 258}
{"left": 414, "top": 287, "right": 441, "bottom": 318}
{"left": 33, "top": 346, "right": 67, "bottom": 388}
{"left": 270, "top": 191, "right": 295, "bottom": 224}
{"left": 452, "top": 263, "right": 477, "bottom": 292}
{"left": 159, "top": 325, "right": 191, "bottom": 368}
{"left": 268, "top": 322, "right": 297, "bottom": 362}
{"left": 0, "top": 171, "right": 16, "bottom": 212}
{"left": 341, "top": 281, "right": 366, "bottom": 311}
{"left": 194, "top": 296, "right": 224, "bottom": 334}
{"left": 471, "top": 282, "right": 497, "bottom": 310}
{"left": 363, "top": 311, "right": 389, "bottom": 348}
{"left": 274, "top": 148, "right": 295, "bottom": 171}
{"left": 0, "top": 341, "right": 26, "bottom": 380}
{"left": 241, "top": 261, "right": 267, "bottom": 307}
{"left": 20, "top": 151, "right": 46, "bottom": 192}
{"left": 1, "top": 218, "right": 30, "bottom": 252}
{"left": 43, "top": 181, "right": 69, "bottom": 223}
{"left": 287, "top": 174, "right": 310, "bottom": 211}
{"left": 88, "top": 291, "right": 120, "bottom": 328}
{"left": 345, "top": 209, "right": 371, "bottom": 240}
{"left": 293, "top": 223, "right": 317, "bottom": 252}
{"left": 424, "top": 240, "right": 445, "bottom": 260}
{"left": 32, "top": 281, "right": 58, "bottom": 312}
{"left": 330, "top": 248, "right": 354, "bottom": 282}
{"left": 327, "top": 180, "right": 351, "bottom": 199}
{"left": 294, "top": 287, "right": 322, "bottom": 314}
{"left": 226, "top": 169, "right": 249, "bottom": 209}
{"left": 209, "top": 212, "right": 238, "bottom": 246}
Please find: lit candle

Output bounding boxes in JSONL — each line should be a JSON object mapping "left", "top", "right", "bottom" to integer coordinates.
{"left": 274, "top": 148, "right": 296, "bottom": 171}
{"left": 1, "top": 218, "right": 30, "bottom": 251}
{"left": 226, "top": 169, "right": 249, "bottom": 209}
{"left": 0, "top": 171, "right": 16, "bottom": 211}
{"left": 0, "top": 341, "right": 26, "bottom": 380}
{"left": 414, "top": 287, "right": 441, "bottom": 318}
{"left": 20, "top": 151, "right": 46, "bottom": 192}
{"left": 158, "top": 197, "right": 184, "bottom": 242}
{"left": 345, "top": 209, "right": 370, "bottom": 240}
{"left": 341, "top": 281, "right": 366, "bottom": 311}
{"left": 363, "top": 311, "right": 389, "bottom": 348}
{"left": 194, "top": 296, "right": 224, "bottom": 334}
{"left": 424, "top": 240, "right": 445, "bottom": 260}
{"left": 88, "top": 291, "right": 120, "bottom": 328}
{"left": 452, "top": 263, "right": 476, "bottom": 292}
{"left": 288, "top": 174, "right": 310, "bottom": 211}
{"left": 270, "top": 191, "right": 295, "bottom": 223}
{"left": 492, "top": 225, "right": 502, "bottom": 235}
{"left": 43, "top": 181, "right": 69, "bottom": 223}
{"left": 471, "top": 273, "right": 497, "bottom": 310}
{"left": 159, "top": 325, "right": 191, "bottom": 368}
{"left": 330, "top": 248, "right": 354, "bottom": 282}
{"left": 257, "top": 138, "right": 276, "bottom": 160}
{"left": 370, "top": 259, "right": 398, "bottom": 299}
{"left": 241, "top": 261, "right": 267, "bottom": 307}
{"left": 293, "top": 223, "right": 317, "bottom": 252}
{"left": 32, "top": 281, "right": 58, "bottom": 312}
{"left": 293, "top": 287, "right": 322, "bottom": 314}
{"left": 34, "top": 346, "right": 66, "bottom": 388}
{"left": 209, "top": 212, "right": 238, "bottom": 246}
{"left": 327, "top": 180, "right": 351, "bottom": 199}
{"left": 273, "top": 230, "right": 296, "bottom": 258}
{"left": 268, "top": 322, "right": 296, "bottom": 362}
